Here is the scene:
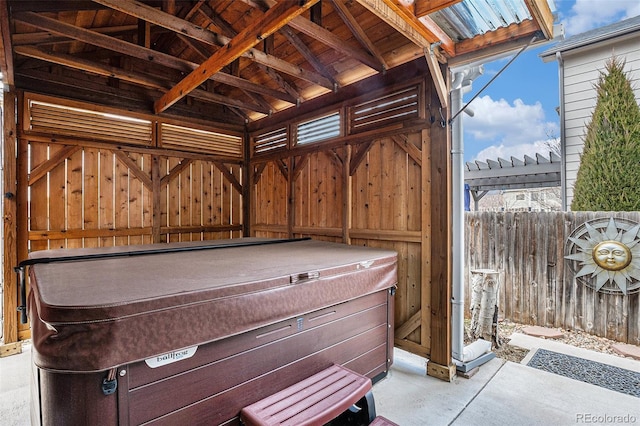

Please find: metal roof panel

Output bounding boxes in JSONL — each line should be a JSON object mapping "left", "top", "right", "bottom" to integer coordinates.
{"left": 431, "top": 0, "right": 556, "bottom": 41}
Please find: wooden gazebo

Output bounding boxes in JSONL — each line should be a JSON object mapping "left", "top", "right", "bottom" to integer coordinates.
{"left": 0, "top": 0, "right": 555, "bottom": 381}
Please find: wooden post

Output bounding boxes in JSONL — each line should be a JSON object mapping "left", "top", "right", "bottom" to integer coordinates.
{"left": 426, "top": 66, "right": 455, "bottom": 381}
{"left": 151, "top": 154, "right": 162, "bottom": 243}
{"left": 1, "top": 89, "right": 20, "bottom": 355}
{"left": 342, "top": 145, "right": 352, "bottom": 244}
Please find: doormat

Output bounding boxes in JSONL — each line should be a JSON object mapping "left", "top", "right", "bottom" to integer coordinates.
{"left": 526, "top": 349, "right": 640, "bottom": 398}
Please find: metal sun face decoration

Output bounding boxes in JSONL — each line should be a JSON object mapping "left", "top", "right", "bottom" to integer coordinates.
{"left": 565, "top": 217, "right": 640, "bottom": 295}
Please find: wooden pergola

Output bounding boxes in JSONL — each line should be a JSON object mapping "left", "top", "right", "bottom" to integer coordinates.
{"left": 0, "top": 0, "right": 555, "bottom": 381}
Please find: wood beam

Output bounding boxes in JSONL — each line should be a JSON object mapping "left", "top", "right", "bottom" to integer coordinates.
{"left": 12, "top": 12, "right": 296, "bottom": 104}
{"left": 2, "top": 92, "right": 17, "bottom": 346}
{"left": 452, "top": 19, "right": 541, "bottom": 65}
{"left": 356, "top": 0, "right": 455, "bottom": 57}
{"left": 0, "top": 0, "right": 14, "bottom": 85}
{"left": 196, "top": 4, "right": 302, "bottom": 101}
{"left": 424, "top": 47, "right": 448, "bottom": 108}
{"left": 93, "top": 0, "right": 331, "bottom": 92}
{"left": 154, "top": 0, "right": 319, "bottom": 113}
{"left": 12, "top": 25, "right": 139, "bottom": 46}
{"left": 524, "top": 0, "right": 555, "bottom": 40}
{"left": 427, "top": 80, "right": 454, "bottom": 381}
{"left": 14, "top": 45, "right": 271, "bottom": 114}
{"left": 92, "top": 0, "right": 222, "bottom": 46}
{"left": 279, "top": 26, "right": 337, "bottom": 86}
{"left": 245, "top": 0, "right": 384, "bottom": 72}
{"left": 414, "top": 0, "right": 462, "bottom": 17}
{"left": 329, "top": 0, "right": 389, "bottom": 71}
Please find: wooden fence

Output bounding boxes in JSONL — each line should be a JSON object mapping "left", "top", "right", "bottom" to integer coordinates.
{"left": 465, "top": 211, "right": 640, "bottom": 345}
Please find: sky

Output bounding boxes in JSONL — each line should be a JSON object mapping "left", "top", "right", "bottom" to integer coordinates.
{"left": 461, "top": 0, "right": 640, "bottom": 162}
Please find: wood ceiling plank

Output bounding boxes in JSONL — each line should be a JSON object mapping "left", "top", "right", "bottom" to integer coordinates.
{"left": 355, "top": 0, "right": 455, "bottom": 57}
{"left": 154, "top": 0, "right": 319, "bottom": 113}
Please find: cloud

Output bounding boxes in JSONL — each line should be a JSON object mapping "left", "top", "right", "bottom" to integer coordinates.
{"left": 559, "top": 0, "right": 640, "bottom": 36}
{"left": 462, "top": 95, "right": 559, "bottom": 161}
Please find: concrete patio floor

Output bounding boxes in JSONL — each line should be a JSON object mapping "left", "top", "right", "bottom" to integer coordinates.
{"left": 1, "top": 334, "right": 639, "bottom": 425}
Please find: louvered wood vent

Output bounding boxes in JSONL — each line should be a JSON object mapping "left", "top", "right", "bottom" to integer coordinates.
{"left": 26, "top": 99, "right": 153, "bottom": 146}
{"left": 253, "top": 127, "right": 287, "bottom": 154}
{"left": 296, "top": 112, "right": 340, "bottom": 145}
{"left": 348, "top": 85, "right": 420, "bottom": 133}
{"left": 160, "top": 123, "right": 243, "bottom": 158}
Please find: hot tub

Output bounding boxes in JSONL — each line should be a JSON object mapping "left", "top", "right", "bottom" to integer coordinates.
{"left": 27, "top": 238, "right": 397, "bottom": 425}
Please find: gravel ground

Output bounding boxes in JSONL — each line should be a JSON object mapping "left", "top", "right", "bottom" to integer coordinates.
{"left": 466, "top": 319, "right": 634, "bottom": 364}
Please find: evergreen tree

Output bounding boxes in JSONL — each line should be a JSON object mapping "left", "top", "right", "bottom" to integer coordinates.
{"left": 571, "top": 57, "right": 640, "bottom": 211}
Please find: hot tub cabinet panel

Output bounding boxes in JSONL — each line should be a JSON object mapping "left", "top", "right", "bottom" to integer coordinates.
{"left": 28, "top": 239, "right": 397, "bottom": 426}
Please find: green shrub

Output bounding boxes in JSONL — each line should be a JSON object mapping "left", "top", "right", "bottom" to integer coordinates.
{"left": 571, "top": 57, "right": 640, "bottom": 211}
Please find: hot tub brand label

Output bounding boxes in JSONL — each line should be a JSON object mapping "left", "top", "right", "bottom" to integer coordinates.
{"left": 145, "top": 346, "right": 198, "bottom": 368}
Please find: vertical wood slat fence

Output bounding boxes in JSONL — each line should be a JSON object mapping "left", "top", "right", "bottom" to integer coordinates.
{"left": 465, "top": 211, "right": 640, "bottom": 345}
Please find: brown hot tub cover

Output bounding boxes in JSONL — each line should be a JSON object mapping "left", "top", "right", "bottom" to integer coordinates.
{"left": 27, "top": 238, "right": 397, "bottom": 372}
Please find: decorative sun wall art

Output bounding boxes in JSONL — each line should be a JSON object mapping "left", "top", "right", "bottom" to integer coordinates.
{"left": 565, "top": 217, "right": 640, "bottom": 295}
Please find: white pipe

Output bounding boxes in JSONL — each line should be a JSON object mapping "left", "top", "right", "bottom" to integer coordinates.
{"left": 556, "top": 51, "right": 567, "bottom": 210}
{"left": 451, "top": 66, "right": 482, "bottom": 363}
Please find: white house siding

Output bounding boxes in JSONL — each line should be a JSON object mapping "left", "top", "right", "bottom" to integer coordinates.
{"left": 562, "top": 36, "right": 640, "bottom": 207}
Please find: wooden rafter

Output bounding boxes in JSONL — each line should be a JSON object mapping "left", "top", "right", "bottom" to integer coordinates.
{"left": 524, "top": 0, "right": 555, "bottom": 40}
{"left": 154, "top": 0, "right": 320, "bottom": 113}
{"left": 14, "top": 45, "right": 271, "bottom": 114}
{"left": 287, "top": 16, "right": 384, "bottom": 73}
{"left": 279, "top": 26, "right": 337, "bottom": 86}
{"left": 452, "top": 19, "right": 541, "bottom": 63}
{"left": 356, "top": 0, "right": 455, "bottom": 57}
{"left": 0, "top": 0, "right": 14, "bottom": 85}
{"left": 12, "top": 12, "right": 296, "bottom": 105}
{"left": 12, "top": 25, "right": 138, "bottom": 46}
{"left": 194, "top": 4, "right": 304, "bottom": 101}
{"left": 248, "top": 0, "right": 384, "bottom": 72}
{"left": 92, "top": 0, "right": 221, "bottom": 46}
{"left": 329, "top": 0, "right": 389, "bottom": 71}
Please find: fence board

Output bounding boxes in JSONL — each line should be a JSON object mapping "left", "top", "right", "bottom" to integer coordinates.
{"left": 465, "top": 211, "right": 640, "bottom": 344}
